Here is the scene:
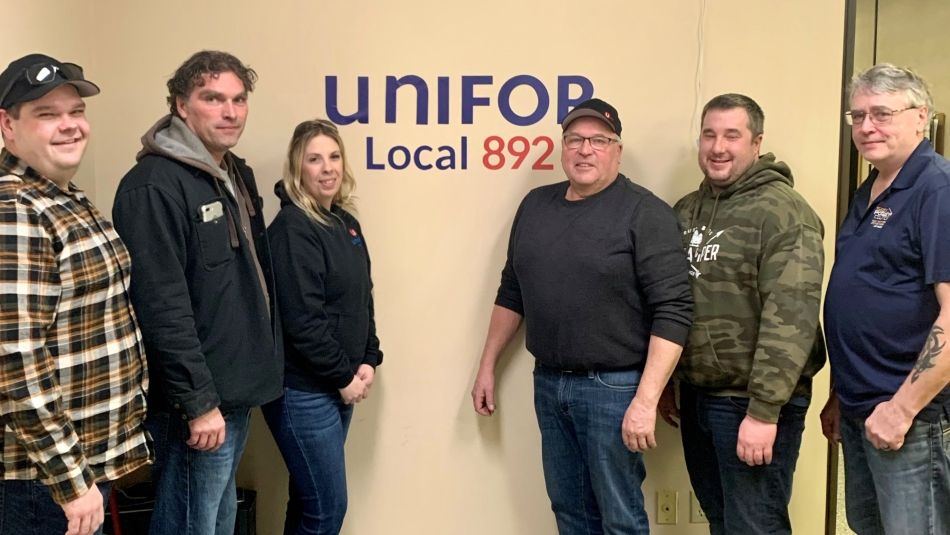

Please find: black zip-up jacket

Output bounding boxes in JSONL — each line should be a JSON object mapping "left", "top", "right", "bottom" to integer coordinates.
{"left": 112, "top": 116, "right": 283, "bottom": 419}
{"left": 269, "top": 183, "right": 382, "bottom": 393}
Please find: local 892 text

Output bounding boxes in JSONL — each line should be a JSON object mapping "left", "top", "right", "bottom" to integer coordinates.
{"left": 323, "top": 74, "right": 595, "bottom": 172}
{"left": 365, "top": 135, "right": 556, "bottom": 172}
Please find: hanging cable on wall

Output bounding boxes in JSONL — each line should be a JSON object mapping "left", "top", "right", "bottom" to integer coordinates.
{"left": 690, "top": 0, "right": 707, "bottom": 145}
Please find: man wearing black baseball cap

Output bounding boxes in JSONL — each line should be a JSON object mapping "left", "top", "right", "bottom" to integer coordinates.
{"left": 0, "top": 54, "right": 100, "bottom": 187}
{"left": 472, "top": 97, "right": 692, "bottom": 533}
{"left": 0, "top": 54, "right": 151, "bottom": 535}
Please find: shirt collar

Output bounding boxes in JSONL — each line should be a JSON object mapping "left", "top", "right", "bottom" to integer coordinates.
{"left": 888, "top": 139, "right": 933, "bottom": 192}
{"left": 0, "top": 148, "right": 86, "bottom": 199}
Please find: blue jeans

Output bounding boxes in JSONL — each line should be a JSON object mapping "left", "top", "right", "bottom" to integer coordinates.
{"left": 840, "top": 412, "right": 950, "bottom": 535}
{"left": 679, "top": 384, "right": 808, "bottom": 535}
{"left": 262, "top": 388, "right": 354, "bottom": 535}
{"left": 145, "top": 408, "right": 251, "bottom": 535}
{"left": 0, "top": 479, "right": 111, "bottom": 535}
{"left": 533, "top": 364, "right": 649, "bottom": 535}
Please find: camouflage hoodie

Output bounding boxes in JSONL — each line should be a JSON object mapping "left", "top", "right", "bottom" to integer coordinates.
{"left": 673, "top": 153, "right": 826, "bottom": 422}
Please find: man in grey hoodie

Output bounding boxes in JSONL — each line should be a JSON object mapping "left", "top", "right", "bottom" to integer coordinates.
{"left": 661, "top": 94, "right": 825, "bottom": 535}
{"left": 112, "top": 51, "right": 282, "bottom": 535}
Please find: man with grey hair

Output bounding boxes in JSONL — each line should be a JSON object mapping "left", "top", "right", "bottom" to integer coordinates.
{"left": 823, "top": 63, "right": 950, "bottom": 534}
{"left": 663, "top": 93, "right": 825, "bottom": 534}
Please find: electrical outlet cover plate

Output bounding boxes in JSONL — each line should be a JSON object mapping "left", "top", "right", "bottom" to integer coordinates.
{"left": 689, "top": 491, "right": 708, "bottom": 524}
{"left": 657, "top": 490, "right": 677, "bottom": 524}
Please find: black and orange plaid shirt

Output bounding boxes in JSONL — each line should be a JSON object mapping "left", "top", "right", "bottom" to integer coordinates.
{"left": 0, "top": 149, "right": 150, "bottom": 504}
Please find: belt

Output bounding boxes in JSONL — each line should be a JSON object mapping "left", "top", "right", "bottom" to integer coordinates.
{"left": 535, "top": 361, "right": 637, "bottom": 375}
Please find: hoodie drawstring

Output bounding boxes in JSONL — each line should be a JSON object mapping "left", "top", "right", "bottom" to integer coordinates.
{"left": 707, "top": 193, "right": 720, "bottom": 230}
{"left": 211, "top": 177, "right": 241, "bottom": 249}
{"left": 688, "top": 186, "right": 720, "bottom": 233}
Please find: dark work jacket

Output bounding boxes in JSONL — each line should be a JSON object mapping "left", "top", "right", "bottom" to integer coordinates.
{"left": 269, "top": 183, "right": 382, "bottom": 393}
{"left": 112, "top": 119, "right": 283, "bottom": 420}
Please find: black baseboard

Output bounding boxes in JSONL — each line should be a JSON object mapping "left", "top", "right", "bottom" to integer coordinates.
{"left": 103, "top": 483, "right": 256, "bottom": 535}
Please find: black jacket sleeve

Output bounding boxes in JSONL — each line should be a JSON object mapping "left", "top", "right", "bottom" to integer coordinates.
{"left": 359, "top": 224, "right": 383, "bottom": 367}
{"left": 269, "top": 211, "right": 355, "bottom": 389}
{"left": 113, "top": 183, "right": 220, "bottom": 419}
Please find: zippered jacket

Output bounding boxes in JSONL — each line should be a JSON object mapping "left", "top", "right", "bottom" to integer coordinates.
{"left": 113, "top": 115, "right": 283, "bottom": 419}
{"left": 269, "top": 183, "right": 382, "bottom": 393}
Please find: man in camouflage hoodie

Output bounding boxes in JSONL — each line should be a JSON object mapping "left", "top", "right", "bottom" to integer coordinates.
{"left": 660, "top": 94, "right": 825, "bottom": 535}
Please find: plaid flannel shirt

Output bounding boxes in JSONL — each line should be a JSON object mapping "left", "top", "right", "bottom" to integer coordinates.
{"left": 0, "top": 149, "right": 150, "bottom": 504}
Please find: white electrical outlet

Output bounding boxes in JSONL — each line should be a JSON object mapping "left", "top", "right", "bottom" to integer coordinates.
{"left": 657, "top": 490, "right": 678, "bottom": 525}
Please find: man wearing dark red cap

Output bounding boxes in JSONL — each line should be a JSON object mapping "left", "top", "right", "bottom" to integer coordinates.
{"left": 0, "top": 54, "right": 150, "bottom": 535}
{"left": 471, "top": 98, "right": 693, "bottom": 534}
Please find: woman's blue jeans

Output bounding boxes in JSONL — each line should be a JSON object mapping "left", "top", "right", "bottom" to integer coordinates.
{"left": 263, "top": 388, "right": 354, "bottom": 535}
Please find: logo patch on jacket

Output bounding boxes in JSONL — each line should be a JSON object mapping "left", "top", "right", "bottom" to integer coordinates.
{"left": 870, "top": 206, "right": 892, "bottom": 229}
{"left": 349, "top": 228, "right": 363, "bottom": 245}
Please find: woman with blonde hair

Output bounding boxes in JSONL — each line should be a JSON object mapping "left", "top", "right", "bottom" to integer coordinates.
{"left": 263, "top": 119, "right": 383, "bottom": 535}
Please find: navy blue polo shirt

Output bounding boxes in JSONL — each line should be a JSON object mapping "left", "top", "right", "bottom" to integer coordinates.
{"left": 824, "top": 140, "right": 950, "bottom": 421}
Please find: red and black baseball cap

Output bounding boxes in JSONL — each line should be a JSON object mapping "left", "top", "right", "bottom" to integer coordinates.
{"left": 0, "top": 54, "right": 100, "bottom": 110}
{"left": 561, "top": 98, "right": 622, "bottom": 136}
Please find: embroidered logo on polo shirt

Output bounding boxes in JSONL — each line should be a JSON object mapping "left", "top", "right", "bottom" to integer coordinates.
{"left": 870, "top": 206, "right": 892, "bottom": 229}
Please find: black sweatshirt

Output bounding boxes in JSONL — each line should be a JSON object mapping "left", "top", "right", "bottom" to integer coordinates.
{"left": 495, "top": 174, "right": 692, "bottom": 370}
{"left": 268, "top": 184, "right": 382, "bottom": 393}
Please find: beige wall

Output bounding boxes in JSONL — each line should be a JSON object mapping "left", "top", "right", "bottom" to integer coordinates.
{"left": 10, "top": 1, "right": 844, "bottom": 533}
{"left": 876, "top": 0, "right": 950, "bottom": 115}
{"left": 855, "top": 0, "right": 877, "bottom": 72}
{"left": 2, "top": 2, "right": 96, "bottom": 190}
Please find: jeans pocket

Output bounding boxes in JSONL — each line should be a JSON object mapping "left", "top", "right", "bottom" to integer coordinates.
{"left": 725, "top": 396, "right": 750, "bottom": 411}
{"left": 594, "top": 369, "right": 641, "bottom": 390}
{"left": 785, "top": 394, "right": 811, "bottom": 410}
{"left": 941, "top": 416, "right": 950, "bottom": 451}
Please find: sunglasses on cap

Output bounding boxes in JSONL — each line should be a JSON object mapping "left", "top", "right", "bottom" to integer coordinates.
{"left": 0, "top": 61, "right": 85, "bottom": 109}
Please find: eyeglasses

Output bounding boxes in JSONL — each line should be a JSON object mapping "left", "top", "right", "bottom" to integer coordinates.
{"left": 0, "top": 62, "right": 85, "bottom": 108}
{"left": 844, "top": 106, "right": 917, "bottom": 126}
{"left": 563, "top": 134, "right": 621, "bottom": 151}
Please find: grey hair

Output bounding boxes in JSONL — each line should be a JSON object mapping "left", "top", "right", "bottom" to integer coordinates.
{"left": 850, "top": 63, "right": 934, "bottom": 122}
